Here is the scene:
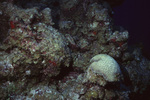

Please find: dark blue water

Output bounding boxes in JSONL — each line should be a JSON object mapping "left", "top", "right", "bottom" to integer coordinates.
{"left": 113, "top": 0, "right": 150, "bottom": 57}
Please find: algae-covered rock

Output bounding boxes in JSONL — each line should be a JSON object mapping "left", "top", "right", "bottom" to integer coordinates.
{"left": 0, "top": 52, "right": 14, "bottom": 78}
{"left": 11, "top": 85, "right": 64, "bottom": 100}
{"left": 26, "top": 85, "right": 64, "bottom": 100}
{"left": 0, "top": 3, "right": 71, "bottom": 78}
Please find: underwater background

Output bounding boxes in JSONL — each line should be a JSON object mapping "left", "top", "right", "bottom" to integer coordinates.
{"left": 113, "top": 0, "right": 150, "bottom": 59}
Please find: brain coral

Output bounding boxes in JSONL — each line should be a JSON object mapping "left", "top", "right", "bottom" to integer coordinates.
{"left": 84, "top": 54, "right": 122, "bottom": 86}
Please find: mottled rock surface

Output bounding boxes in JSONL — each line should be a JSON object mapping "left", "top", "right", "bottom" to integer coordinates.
{"left": 0, "top": 0, "right": 150, "bottom": 100}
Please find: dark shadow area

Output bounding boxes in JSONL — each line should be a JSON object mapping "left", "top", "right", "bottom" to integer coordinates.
{"left": 113, "top": 0, "right": 150, "bottom": 99}
{"left": 0, "top": 14, "right": 10, "bottom": 43}
{"left": 105, "top": 0, "right": 125, "bottom": 7}
{"left": 52, "top": 63, "right": 74, "bottom": 81}
{"left": 129, "top": 84, "right": 150, "bottom": 100}
{"left": 113, "top": 0, "right": 150, "bottom": 59}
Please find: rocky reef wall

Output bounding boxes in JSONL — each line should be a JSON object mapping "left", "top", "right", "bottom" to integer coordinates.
{"left": 0, "top": 0, "right": 150, "bottom": 100}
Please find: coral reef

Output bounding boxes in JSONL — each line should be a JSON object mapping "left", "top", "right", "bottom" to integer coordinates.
{"left": 83, "top": 54, "right": 122, "bottom": 86}
{"left": 0, "top": 0, "right": 150, "bottom": 100}
{"left": 0, "top": 3, "right": 71, "bottom": 79}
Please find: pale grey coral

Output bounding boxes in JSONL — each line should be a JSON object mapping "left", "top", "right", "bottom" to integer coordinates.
{"left": 84, "top": 54, "right": 122, "bottom": 86}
